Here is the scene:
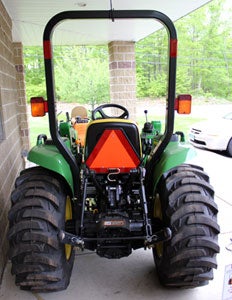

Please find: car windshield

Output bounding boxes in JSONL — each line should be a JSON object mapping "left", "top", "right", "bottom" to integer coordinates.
{"left": 223, "top": 112, "right": 232, "bottom": 120}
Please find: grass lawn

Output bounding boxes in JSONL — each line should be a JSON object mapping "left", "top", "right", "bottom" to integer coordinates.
{"left": 174, "top": 114, "right": 205, "bottom": 138}
{"left": 29, "top": 115, "right": 50, "bottom": 146}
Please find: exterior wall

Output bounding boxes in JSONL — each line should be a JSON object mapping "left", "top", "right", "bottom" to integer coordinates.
{"left": 0, "top": 1, "right": 28, "bottom": 282}
{"left": 108, "top": 41, "right": 137, "bottom": 120}
{"left": 14, "top": 42, "right": 30, "bottom": 152}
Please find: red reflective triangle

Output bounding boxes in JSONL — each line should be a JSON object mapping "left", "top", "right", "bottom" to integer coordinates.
{"left": 86, "top": 129, "right": 140, "bottom": 173}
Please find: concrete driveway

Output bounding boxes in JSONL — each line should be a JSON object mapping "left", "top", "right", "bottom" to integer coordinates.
{"left": 1, "top": 148, "right": 232, "bottom": 300}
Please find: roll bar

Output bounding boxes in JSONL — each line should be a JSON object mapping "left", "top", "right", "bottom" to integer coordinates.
{"left": 43, "top": 10, "right": 177, "bottom": 197}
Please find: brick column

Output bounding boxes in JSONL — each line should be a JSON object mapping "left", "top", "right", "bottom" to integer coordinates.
{"left": 13, "top": 42, "right": 30, "bottom": 152}
{"left": 108, "top": 41, "right": 136, "bottom": 120}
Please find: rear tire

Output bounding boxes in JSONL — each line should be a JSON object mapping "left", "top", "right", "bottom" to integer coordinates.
{"left": 153, "top": 164, "right": 220, "bottom": 288}
{"left": 8, "top": 167, "right": 75, "bottom": 292}
{"left": 226, "top": 138, "right": 232, "bottom": 157}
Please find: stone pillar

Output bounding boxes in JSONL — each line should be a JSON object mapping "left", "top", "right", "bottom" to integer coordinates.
{"left": 108, "top": 41, "right": 136, "bottom": 120}
{"left": 13, "top": 42, "right": 30, "bottom": 152}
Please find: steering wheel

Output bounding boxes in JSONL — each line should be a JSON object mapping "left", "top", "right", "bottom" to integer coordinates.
{"left": 92, "top": 103, "right": 129, "bottom": 120}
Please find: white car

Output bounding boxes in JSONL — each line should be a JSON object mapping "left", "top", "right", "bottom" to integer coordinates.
{"left": 189, "top": 112, "right": 232, "bottom": 157}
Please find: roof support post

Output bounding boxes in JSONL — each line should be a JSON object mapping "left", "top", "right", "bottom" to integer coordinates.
{"left": 108, "top": 41, "right": 137, "bottom": 120}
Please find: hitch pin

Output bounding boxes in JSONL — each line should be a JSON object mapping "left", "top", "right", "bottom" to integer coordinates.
{"left": 59, "top": 230, "right": 84, "bottom": 250}
{"left": 145, "top": 227, "right": 172, "bottom": 248}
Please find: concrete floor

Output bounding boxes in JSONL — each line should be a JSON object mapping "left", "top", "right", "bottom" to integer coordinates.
{"left": 0, "top": 149, "right": 232, "bottom": 300}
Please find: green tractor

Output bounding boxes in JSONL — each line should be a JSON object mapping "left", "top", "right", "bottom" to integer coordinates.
{"left": 8, "top": 10, "right": 220, "bottom": 292}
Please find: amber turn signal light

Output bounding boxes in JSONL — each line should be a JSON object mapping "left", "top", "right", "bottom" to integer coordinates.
{"left": 175, "top": 94, "right": 192, "bottom": 114}
{"left": 30, "top": 97, "right": 48, "bottom": 117}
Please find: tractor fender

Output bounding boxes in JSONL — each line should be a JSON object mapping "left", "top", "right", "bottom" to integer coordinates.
{"left": 152, "top": 142, "right": 196, "bottom": 190}
{"left": 28, "top": 144, "right": 74, "bottom": 193}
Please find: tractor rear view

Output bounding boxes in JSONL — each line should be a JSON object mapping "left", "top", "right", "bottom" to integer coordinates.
{"left": 8, "top": 10, "right": 220, "bottom": 292}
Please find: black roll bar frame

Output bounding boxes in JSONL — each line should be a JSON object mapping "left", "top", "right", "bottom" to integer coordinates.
{"left": 43, "top": 10, "right": 177, "bottom": 197}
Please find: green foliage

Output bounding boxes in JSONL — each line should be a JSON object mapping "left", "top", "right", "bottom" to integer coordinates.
{"left": 176, "top": 68, "right": 191, "bottom": 95}
{"left": 136, "top": 0, "right": 232, "bottom": 100}
{"left": 136, "top": 29, "right": 168, "bottom": 98}
{"left": 148, "top": 74, "right": 167, "bottom": 97}
{"left": 24, "top": 47, "right": 46, "bottom": 100}
{"left": 24, "top": 45, "right": 109, "bottom": 106}
{"left": 53, "top": 46, "right": 109, "bottom": 107}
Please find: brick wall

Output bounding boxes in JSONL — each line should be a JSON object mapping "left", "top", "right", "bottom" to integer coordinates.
{"left": 0, "top": 1, "right": 28, "bottom": 282}
{"left": 108, "top": 41, "right": 137, "bottom": 120}
{"left": 14, "top": 42, "right": 30, "bottom": 152}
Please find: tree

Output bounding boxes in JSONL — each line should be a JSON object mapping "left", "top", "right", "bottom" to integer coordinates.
{"left": 54, "top": 45, "right": 110, "bottom": 107}
{"left": 175, "top": 0, "right": 229, "bottom": 97}
{"left": 136, "top": 29, "right": 168, "bottom": 98}
{"left": 24, "top": 47, "right": 46, "bottom": 101}
{"left": 24, "top": 45, "right": 110, "bottom": 106}
{"left": 136, "top": 0, "right": 232, "bottom": 100}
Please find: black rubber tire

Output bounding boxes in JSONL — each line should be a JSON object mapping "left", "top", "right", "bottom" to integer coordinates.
{"left": 153, "top": 164, "right": 220, "bottom": 288}
{"left": 226, "top": 138, "right": 232, "bottom": 157}
{"left": 8, "top": 167, "right": 75, "bottom": 292}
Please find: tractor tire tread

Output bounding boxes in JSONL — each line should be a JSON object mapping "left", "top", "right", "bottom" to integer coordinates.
{"left": 8, "top": 168, "right": 74, "bottom": 292}
{"left": 153, "top": 164, "right": 219, "bottom": 288}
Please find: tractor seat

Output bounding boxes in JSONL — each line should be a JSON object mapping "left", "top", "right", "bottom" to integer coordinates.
{"left": 71, "top": 106, "right": 88, "bottom": 146}
{"left": 71, "top": 105, "right": 88, "bottom": 119}
{"left": 85, "top": 119, "right": 141, "bottom": 173}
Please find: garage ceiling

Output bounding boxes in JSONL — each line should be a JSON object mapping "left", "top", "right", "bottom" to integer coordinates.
{"left": 2, "top": 0, "right": 211, "bottom": 46}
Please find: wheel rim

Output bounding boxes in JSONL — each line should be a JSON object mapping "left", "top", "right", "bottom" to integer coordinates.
{"left": 154, "top": 193, "right": 163, "bottom": 258}
{"left": 65, "top": 196, "right": 72, "bottom": 260}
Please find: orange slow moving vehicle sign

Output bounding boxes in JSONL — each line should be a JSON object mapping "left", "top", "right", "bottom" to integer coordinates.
{"left": 86, "top": 129, "right": 140, "bottom": 173}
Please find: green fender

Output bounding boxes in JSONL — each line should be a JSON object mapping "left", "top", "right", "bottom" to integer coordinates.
{"left": 28, "top": 144, "right": 74, "bottom": 194}
{"left": 152, "top": 142, "right": 196, "bottom": 190}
